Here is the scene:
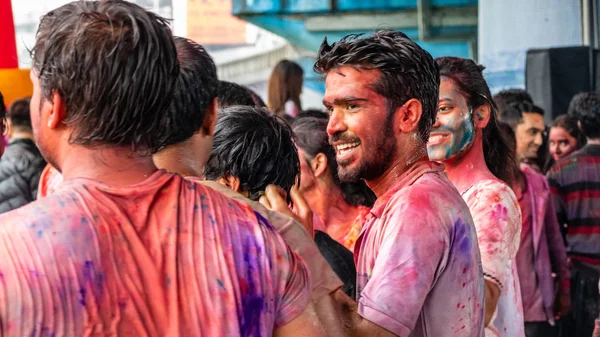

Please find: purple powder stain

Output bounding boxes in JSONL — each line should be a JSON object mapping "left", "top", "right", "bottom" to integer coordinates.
{"left": 82, "top": 260, "right": 105, "bottom": 297}
{"left": 454, "top": 219, "right": 473, "bottom": 269}
{"left": 79, "top": 288, "right": 86, "bottom": 306}
{"left": 238, "top": 234, "right": 266, "bottom": 337}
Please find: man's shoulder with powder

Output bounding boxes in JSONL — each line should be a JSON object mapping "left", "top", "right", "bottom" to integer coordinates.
{"left": 381, "top": 171, "right": 468, "bottom": 232}
{"left": 0, "top": 188, "right": 84, "bottom": 233}
{"left": 385, "top": 171, "right": 463, "bottom": 211}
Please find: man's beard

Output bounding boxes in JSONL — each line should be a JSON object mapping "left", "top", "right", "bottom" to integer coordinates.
{"left": 337, "top": 112, "right": 397, "bottom": 183}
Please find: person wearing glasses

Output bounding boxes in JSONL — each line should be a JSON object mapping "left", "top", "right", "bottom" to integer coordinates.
{"left": 427, "top": 57, "right": 525, "bottom": 337}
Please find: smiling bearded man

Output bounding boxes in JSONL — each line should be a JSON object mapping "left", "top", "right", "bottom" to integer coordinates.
{"left": 315, "top": 30, "right": 485, "bottom": 337}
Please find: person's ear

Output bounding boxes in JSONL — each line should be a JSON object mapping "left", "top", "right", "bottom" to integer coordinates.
{"left": 395, "top": 98, "right": 422, "bottom": 134}
{"left": 5, "top": 118, "right": 13, "bottom": 139}
{"left": 46, "top": 91, "right": 66, "bottom": 130}
{"left": 201, "top": 98, "right": 218, "bottom": 136}
{"left": 217, "top": 175, "right": 242, "bottom": 192}
{"left": 473, "top": 104, "right": 491, "bottom": 129}
{"left": 311, "top": 153, "right": 328, "bottom": 178}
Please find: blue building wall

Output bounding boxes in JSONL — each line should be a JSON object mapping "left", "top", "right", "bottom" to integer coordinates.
{"left": 233, "top": 0, "right": 477, "bottom": 94}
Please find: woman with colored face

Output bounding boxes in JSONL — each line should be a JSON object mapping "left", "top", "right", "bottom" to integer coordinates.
{"left": 548, "top": 114, "right": 585, "bottom": 161}
{"left": 427, "top": 57, "right": 524, "bottom": 337}
{"left": 427, "top": 80, "right": 476, "bottom": 162}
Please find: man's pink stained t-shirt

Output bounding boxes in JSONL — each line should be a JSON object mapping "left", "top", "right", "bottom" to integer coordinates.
{"left": 355, "top": 161, "right": 485, "bottom": 337}
{"left": 0, "top": 170, "right": 311, "bottom": 337}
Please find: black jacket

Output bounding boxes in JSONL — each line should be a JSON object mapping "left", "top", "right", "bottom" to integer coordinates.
{"left": 0, "top": 138, "right": 46, "bottom": 214}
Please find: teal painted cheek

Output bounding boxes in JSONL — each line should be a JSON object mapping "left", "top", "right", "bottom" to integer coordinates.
{"left": 447, "top": 112, "right": 475, "bottom": 158}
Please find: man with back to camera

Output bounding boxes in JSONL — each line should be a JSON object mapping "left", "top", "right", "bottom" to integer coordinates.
{"left": 547, "top": 91, "right": 600, "bottom": 337}
{"left": 311, "top": 30, "right": 485, "bottom": 337}
{"left": 0, "top": 2, "right": 325, "bottom": 336}
{"left": 0, "top": 96, "right": 47, "bottom": 213}
{"left": 151, "top": 37, "right": 345, "bottom": 336}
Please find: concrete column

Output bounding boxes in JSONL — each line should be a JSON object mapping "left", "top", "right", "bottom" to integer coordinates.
{"left": 478, "top": 0, "right": 582, "bottom": 92}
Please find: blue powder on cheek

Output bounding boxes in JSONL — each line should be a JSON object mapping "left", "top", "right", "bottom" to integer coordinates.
{"left": 447, "top": 111, "right": 475, "bottom": 157}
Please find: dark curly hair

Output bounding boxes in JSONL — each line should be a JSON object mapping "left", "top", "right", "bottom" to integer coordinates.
{"left": 204, "top": 106, "right": 299, "bottom": 201}
{"left": 314, "top": 30, "right": 439, "bottom": 142}
{"left": 436, "top": 57, "right": 516, "bottom": 187}
{"left": 31, "top": 0, "right": 179, "bottom": 154}
{"left": 568, "top": 91, "right": 600, "bottom": 139}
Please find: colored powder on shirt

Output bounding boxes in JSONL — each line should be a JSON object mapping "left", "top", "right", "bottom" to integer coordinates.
{"left": 0, "top": 171, "right": 311, "bottom": 337}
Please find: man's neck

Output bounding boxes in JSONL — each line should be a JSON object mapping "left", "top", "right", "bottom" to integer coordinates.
{"left": 10, "top": 130, "right": 34, "bottom": 141}
{"left": 60, "top": 146, "right": 158, "bottom": 186}
{"left": 153, "top": 138, "right": 209, "bottom": 178}
{"left": 366, "top": 145, "right": 428, "bottom": 197}
{"left": 442, "top": 133, "right": 495, "bottom": 193}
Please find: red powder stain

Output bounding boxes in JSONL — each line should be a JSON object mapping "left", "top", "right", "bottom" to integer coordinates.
{"left": 463, "top": 267, "right": 467, "bottom": 274}
{"left": 239, "top": 278, "right": 248, "bottom": 294}
{"left": 454, "top": 325, "right": 466, "bottom": 333}
{"left": 461, "top": 305, "right": 465, "bottom": 309}
{"left": 462, "top": 282, "right": 466, "bottom": 287}
{"left": 456, "top": 302, "right": 461, "bottom": 308}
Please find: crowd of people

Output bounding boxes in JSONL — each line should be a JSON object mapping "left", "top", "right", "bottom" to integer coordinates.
{"left": 0, "top": 1, "right": 598, "bottom": 337}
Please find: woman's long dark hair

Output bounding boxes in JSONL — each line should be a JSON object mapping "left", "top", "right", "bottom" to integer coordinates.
{"left": 292, "top": 114, "right": 376, "bottom": 207}
{"left": 436, "top": 57, "right": 517, "bottom": 187}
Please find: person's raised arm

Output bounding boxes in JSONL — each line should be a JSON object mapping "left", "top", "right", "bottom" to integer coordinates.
{"left": 274, "top": 303, "right": 328, "bottom": 337}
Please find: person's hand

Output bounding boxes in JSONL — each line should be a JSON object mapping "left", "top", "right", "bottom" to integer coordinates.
{"left": 259, "top": 185, "right": 314, "bottom": 234}
{"left": 554, "top": 292, "right": 572, "bottom": 319}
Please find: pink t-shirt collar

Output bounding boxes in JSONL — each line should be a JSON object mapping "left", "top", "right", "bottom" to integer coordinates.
{"left": 370, "top": 160, "right": 445, "bottom": 218}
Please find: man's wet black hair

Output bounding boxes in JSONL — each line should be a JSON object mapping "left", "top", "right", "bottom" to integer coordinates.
{"left": 31, "top": 0, "right": 179, "bottom": 153}
{"left": 314, "top": 30, "right": 439, "bottom": 142}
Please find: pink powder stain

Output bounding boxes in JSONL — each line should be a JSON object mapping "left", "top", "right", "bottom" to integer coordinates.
{"left": 454, "top": 325, "right": 466, "bottom": 333}
{"left": 403, "top": 267, "right": 420, "bottom": 283}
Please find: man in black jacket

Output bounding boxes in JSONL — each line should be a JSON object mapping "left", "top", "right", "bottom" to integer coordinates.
{"left": 0, "top": 96, "right": 46, "bottom": 213}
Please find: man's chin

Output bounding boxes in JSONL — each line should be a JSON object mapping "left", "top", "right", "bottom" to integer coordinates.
{"left": 338, "top": 165, "right": 362, "bottom": 183}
